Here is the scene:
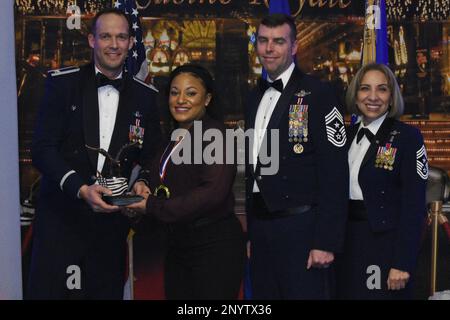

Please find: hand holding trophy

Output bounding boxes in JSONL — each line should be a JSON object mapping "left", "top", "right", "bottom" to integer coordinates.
{"left": 86, "top": 142, "right": 144, "bottom": 218}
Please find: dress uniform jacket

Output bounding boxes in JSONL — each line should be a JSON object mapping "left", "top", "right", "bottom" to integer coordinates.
{"left": 245, "top": 67, "right": 348, "bottom": 299}
{"left": 245, "top": 68, "right": 349, "bottom": 253}
{"left": 346, "top": 117, "right": 428, "bottom": 273}
{"left": 29, "top": 63, "right": 161, "bottom": 299}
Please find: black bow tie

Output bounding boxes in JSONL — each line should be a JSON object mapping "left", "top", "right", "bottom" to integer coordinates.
{"left": 96, "top": 72, "right": 124, "bottom": 91}
{"left": 356, "top": 127, "right": 375, "bottom": 144}
{"left": 259, "top": 78, "right": 283, "bottom": 93}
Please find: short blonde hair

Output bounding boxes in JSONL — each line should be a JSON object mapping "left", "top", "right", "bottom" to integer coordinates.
{"left": 346, "top": 63, "right": 404, "bottom": 118}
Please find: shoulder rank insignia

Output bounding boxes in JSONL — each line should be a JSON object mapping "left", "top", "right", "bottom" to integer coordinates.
{"left": 48, "top": 66, "right": 80, "bottom": 77}
{"left": 324, "top": 107, "right": 346, "bottom": 147}
{"left": 133, "top": 76, "right": 158, "bottom": 92}
{"left": 416, "top": 144, "right": 428, "bottom": 180}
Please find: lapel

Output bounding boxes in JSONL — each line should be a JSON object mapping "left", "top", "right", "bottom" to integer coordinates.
{"left": 82, "top": 63, "right": 100, "bottom": 172}
{"left": 360, "top": 117, "right": 396, "bottom": 169}
{"left": 347, "top": 123, "right": 359, "bottom": 151}
{"left": 105, "top": 73, "right": 133, "bottom": 174}
{"left": 246, "top": 80, "right": 265, "bottom": 178}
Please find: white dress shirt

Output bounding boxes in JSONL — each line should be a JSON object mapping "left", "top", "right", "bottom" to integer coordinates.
{"left": 252, "top": 63, "right": 295, "bottom": 192}
{"left": 348, "top": 113, "right": 387, "bottom": 200}
{"left": 95, "top": 66, "right": 122, "bottom": 175}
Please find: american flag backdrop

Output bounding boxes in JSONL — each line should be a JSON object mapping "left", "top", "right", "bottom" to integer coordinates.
{"left": 114, "top": 0, "right": 148, "bottom": 80}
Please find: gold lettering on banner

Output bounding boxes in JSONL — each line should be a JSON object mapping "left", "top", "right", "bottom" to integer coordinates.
{"left": 291, "top": 0, "right": 307, "bottom": 16}
{"left": 340, "top": 0, "right": 351, "bottom": 8}
{"left": 135, "top": 0, "right": 351, "bottom": 13}
{"left": 251, "top": 0, "right": 269, "bottom": 8}
{"left": 136, "top": 0, "right": 231, "bottom": 8}
{"left": 329, "top": 0, "right": 338, "bottom": 8}
{"left": 292, "top": 0, "right": 352, "bottom": 16}
{"left": 318, "top": 0, "right": 328, "bottom": 8}
{"left": 136, "top": 0, "right": 156, "bottom": 9}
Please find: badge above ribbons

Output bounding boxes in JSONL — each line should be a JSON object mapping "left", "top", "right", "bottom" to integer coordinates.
{"left": 416, "top": 144, "right": 428, "bottom": 180}
{"left": 325, "top": 107, "right": 346, "bottom": 147}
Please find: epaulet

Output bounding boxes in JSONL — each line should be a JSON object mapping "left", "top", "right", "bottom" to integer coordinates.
{"left": 48, "top": 66, "right": 80, "bottom": 77}
{"left": 133, "top": 76, "right": 158, "bottom": 92}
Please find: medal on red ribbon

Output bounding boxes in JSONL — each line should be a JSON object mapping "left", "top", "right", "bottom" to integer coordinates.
{"left": 156, "top": 137, "right": 184, "bottom": 199}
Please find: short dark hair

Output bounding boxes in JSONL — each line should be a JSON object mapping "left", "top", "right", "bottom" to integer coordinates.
{"left": 90, "top": 8, "right": 131, "bottom": 35}
{"left": 257, "top": 13, "right": 297, "bottom": 42}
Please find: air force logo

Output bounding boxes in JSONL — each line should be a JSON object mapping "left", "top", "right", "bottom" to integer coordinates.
{"left": 416, "top": 144, "right": 428, "bottom": 180}
{"left": 325, "top": 107, "right": 346, "bottom": 147}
